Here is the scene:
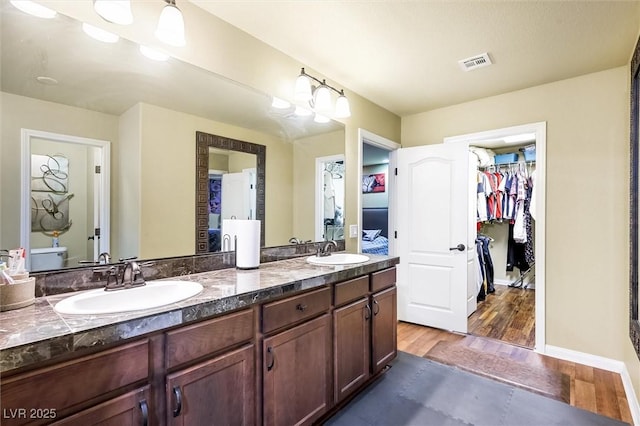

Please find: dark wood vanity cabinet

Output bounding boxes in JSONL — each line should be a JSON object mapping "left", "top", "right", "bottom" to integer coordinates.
{"left": 50, "top": 386, "right": 151, "bottom": 426}
{"left": 166, "top": 344, "right": 255, "bottom": 425}
{"left": 333, "top": 276, "right": 371, "bottom": 403}
{"left": 262, "top": 287, "right": 332, "bottom": 426}
{"left": 333, "top": 268, "right": 397, "bottom": 403}
{"left": 0, "top": 264, "right": 398, "bottom": 426}
{"left": 371, "top": 286, "right": 397, "bottom": 374}
{"left": 0, "top": 340, "right": 150, "bottom": 426}
{"left": 164, "top": 308, "right": 256, "bottom": 426}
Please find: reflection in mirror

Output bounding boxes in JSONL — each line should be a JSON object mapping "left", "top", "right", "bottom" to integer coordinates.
{"left": 316, "top": 157, "right": 345, "bottom": 241}
{"left": 20, "top": 130, "right": 110, "bottom": 272}
{"left": 207, "top": 147, "right": 258, "bottom": 251}
{"left": 1, "top": 1, "right": 345, "bottom": 273}
{"left": 195, "top": 132, "right": 265, "bottom": 254}
{"left": 630, "top": 33, "right": 640, "bottom": 359}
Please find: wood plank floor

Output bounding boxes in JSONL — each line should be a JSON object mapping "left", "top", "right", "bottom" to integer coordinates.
{"left": 398, "top": 322, "right": 633, "bottom": 424}
{"left": 468, "top": 284, "right": 536, "bottom": 348}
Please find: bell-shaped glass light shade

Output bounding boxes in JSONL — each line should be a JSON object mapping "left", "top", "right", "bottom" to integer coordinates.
{"left": 314, "top": 113, "right": 330, "bottom": 124}
{"left": 334, "top": 93, "right": 351, "bottom": 118}
{"left": 314, "top": 84, "right": 333, "bottom": 115}
{"left": 155, "top": 2, "right": 186, "bottom": 47}
{"left": 294, "top": 74, "right": 312, "bottom": 102}
{"left": 10, "top": 1, "right": 56, "bottom": 18}
{"left": 94, "top": 0, "right": 133, "bottom": 25}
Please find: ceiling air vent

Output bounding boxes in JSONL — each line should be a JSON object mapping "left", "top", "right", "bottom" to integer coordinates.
{"left": 458, "top": 52, "right": 492, "bottom": 72}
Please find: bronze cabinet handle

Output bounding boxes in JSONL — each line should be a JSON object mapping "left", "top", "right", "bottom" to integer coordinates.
{"left": 267, "top": 346, "right": 275, "bottom": 371}
{"left": 139, "top": 399, "right": 149, "bottom": 426}
{"left": 172, "top": 386, "right": 183, "bottom": 417}
{"left": 296, "top": 303, "right": 307, "bottom": 311}
{"left": 373, "top": 299, "right": 380, "bottom": 315}
{"left": 365, "top": 304, "right": 372, "bottom": 320}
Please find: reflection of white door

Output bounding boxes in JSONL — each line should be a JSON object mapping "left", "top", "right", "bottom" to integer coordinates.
{"left": 396, "top": 143, "right": 474, "bottom": 333}
{"left": 21, "top": 129, "right": 110, "bottom": 270}
{"left": 221, "top": 168, "right": 256, "bottom": 221}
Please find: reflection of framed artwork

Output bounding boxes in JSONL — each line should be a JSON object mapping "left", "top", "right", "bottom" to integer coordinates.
{"left": 362, "top": 173, "right": 386, "bottom": 193}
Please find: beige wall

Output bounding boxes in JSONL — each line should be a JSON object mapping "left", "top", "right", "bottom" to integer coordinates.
{"left": 292, "top": 130, "right": 345, "bottom": 241}
{"left": 402, "top": 66, "right": 639, "bottom": 395}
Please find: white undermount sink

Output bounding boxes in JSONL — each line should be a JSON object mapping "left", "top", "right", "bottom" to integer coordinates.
{"left": 306, "top": 253, "right": 370, "bottom": 266}
{"left": 54, "top": 280, "right": 203, "bottom": 315}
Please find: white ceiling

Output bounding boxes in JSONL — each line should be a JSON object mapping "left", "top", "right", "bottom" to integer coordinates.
{"left": 193, "top": 0, "right": 640, "bottom": 117}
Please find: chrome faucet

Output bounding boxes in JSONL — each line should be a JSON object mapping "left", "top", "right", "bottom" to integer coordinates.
{"left": 316, "top": 240, "right": 338, "bottom": 257}
{"left": 97, "top": 252, "right": 111, "bottom": 264}
{"left": 101, "top": 258, "right": 149, "bottom": 291}
{"left": 121, "top": 260, "right": 146, "bottom": 289}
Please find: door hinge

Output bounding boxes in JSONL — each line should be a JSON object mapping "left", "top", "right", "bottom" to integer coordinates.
{"left": 95, "top": 165, "right": 101, "bottom": 174}
{"left": 94, "top": 228, "right": 101, "bottom": 237}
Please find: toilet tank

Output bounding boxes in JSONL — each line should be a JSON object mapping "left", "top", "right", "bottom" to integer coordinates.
{"left": 31, "top": 247, "right": 67, "bottom": 271}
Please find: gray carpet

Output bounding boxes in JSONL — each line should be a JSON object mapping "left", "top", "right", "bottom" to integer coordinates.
{"left": 324, "top": 351, "right": 629, "bottom": 426}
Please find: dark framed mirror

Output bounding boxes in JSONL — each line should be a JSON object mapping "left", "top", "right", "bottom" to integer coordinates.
{"left": 629, "top": 34, "right": 640, "bottom": 359}
{"left": 195, "top": 131, "right": 266, "bottom": 254}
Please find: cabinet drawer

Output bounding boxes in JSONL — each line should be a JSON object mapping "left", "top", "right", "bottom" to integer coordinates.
{"left": 262, "top": 287, "right": 331, "bottom": 334}
{"left": 334, "top": 276, "right": 369, "bottom": 307}
{"left": 1, "top": 340, "right": 149, "bottom": 425}
{"left": 51, "top": 386, "right": 150, "bottom": 426}
{"left": 371, "top": 267, "right": 396, "bottom": 293}
{"left": 166, "top": 308, "right": 254, "bottom": 369}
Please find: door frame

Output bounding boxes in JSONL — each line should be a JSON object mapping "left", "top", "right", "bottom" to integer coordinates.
{"left": 444, "top": 121, "right": 547, "bottom": 353}
{"left": 357, "top": 129, "right": 400, "bottom": 254}
{"left": 20, "top": 129, "right": 111, "bottom": 270}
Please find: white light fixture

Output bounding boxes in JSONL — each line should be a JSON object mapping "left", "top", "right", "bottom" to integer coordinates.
{"left": 93, "top": 0, "right": 133, "bottom": 25}
{"left": 155, "top": 0, "right": 186, "bottom": 47}
{"left": 504, "top": 133, "right": 536, "bottom": 144}
{"left": 139, "top": 45, "right": 169, "bottom": 61}
{"left": 294, "top": 70, "right": 312, "bottom": 102}
{"left": 271, "top": 97, "right": 291, "bottom": 109}
{"left": 313, "top": 83, "right": 333, "bottom": 115}
{"left": 334, "top": 90, "right": 351, "bottom": 119}
{"left": 82, "top": 23, "right": 119, "bottom": 43}
{"left": 293, "top": 67, "right": 351, "bottom": 119}
{"left": 10, "top": 1, "right": 56, "bottom": 18}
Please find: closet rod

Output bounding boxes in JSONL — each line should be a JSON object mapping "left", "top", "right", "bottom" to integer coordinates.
{"left": 479, "top": 160, "right": 535, "bottom": 170}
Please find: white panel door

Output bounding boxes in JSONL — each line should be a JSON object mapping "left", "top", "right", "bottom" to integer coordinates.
{"left": 397, "top": 143, "right": 473, "bottom": 333}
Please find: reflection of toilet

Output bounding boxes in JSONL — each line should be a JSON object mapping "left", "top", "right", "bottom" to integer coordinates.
{"left": 30, "top": 247, "right": 67, "bottom": 271}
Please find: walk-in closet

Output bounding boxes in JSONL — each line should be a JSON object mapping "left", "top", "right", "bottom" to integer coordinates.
{"left": 468, "top": 141, "right": 537, "bottom": 348}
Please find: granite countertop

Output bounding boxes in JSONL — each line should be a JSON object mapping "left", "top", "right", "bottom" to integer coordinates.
{"left": 0, "top": 254, "right": 399, "bottom": 374}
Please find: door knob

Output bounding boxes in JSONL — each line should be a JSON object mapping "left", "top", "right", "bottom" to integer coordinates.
{"left": 449, "top": 244, "right": 466, "bottom": 252}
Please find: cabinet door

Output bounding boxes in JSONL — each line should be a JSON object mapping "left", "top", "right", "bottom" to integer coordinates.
{"left": 333, "top": 297, "right": 371, "bottom": 403}
{"left": 371, "top": 286, "right": 397, "bottom": 374}
{"left": 263, "top": 314, "right": 332, "bottom": 426}
{"left": 166, "top": 344, "right": 255, "bottom": 426}
{"left": 52, "top": 386, "right": 150, "bottom": 426}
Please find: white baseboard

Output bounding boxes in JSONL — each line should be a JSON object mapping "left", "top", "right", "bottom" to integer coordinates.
{"left": 493, "top": 278, "right": 535, "bottom": 289}
{"left": 545, "top": 345, "right": 640, "bottom": 425}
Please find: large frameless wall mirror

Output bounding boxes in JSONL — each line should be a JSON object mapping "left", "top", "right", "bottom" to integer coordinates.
{"left": 629, "top": 33, "right": 640, "bottom": 359}
{"left": 0, "top": 1, "right": 345, "bottom": 271}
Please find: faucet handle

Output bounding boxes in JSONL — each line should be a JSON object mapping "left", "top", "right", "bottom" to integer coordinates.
{"left": 104, "top": 266, "right": 121, "bottom": 290}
